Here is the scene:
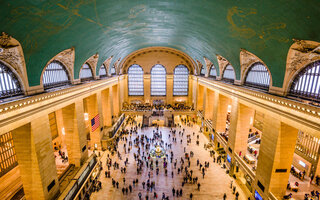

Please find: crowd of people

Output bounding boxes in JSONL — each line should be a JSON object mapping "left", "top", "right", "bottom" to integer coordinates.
{"left": 122, "top": 102, "right": 194, "bottom": 112}
{"left": 90, "top": 115, "right": 243, "bottom": 200}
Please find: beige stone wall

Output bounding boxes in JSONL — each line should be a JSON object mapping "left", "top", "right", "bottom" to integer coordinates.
{"left": 120, "top": 47, "right": 196, "bottom": 75}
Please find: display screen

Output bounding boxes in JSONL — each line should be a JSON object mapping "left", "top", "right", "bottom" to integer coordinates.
{"left": 227, "top": 154, "right": 231, "bottom": 163}
{"left": 255, "top": 190, "right": 263, "bottom": 200}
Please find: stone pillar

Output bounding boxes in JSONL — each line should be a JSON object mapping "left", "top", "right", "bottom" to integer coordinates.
{"left": 253, "top": 115, "right": 298, "bottom": 199}
{"left": 205, "top": 89, "right": 214, "bottom": 120}
{"left": 167, "top": 75, "right": 174, "bottom": 105}
{"left": 197, "top": 85, "right": 204, "bottom": 111}
{"left": 112, "top": 85, "right": 119, "bottom": 117}
{"left": 211, "top": 91, "right": 220, "bottom": 147}
{"left": 97, "top": 91, "right": 105, "bottom": 129}
{"left": 216, "top": 94, "right": 230, "bottom": 133}
{"left": 12, "top": 116, "right": 59, "bottom": 200}
{"left": 62, "top": 101, "right": 88, "bottom": 167}
{"left": 144, "top": 75, "right": 151, "bottom": 103}
{"left": 202, "top": 87, "right": 207, "bottom": 118}
{"left": 228, "top": 101, "right": 254, "bottom": 156}
{"left": 109, "top": 87, "right": 114, "bottom": 124}
{"left": 83, "top": 94, "right": 101, "bottom": 150}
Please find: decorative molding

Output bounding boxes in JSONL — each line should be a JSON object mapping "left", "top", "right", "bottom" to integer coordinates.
{"left": 239, "top": 49, "right": 273, "bottom": 87}
{"left": 119, "top": 46, "right": 197, "bottom": 74}
{"left": 0, "top": 32, "right": 28, "bottom": 94}
{"left": 103, "top": 56, "right": 113, "bottom": 77}
{"left": 113, "top": 58, "right": 121, "bottom": 75}
{"left": 196, "top": 59, "right": 203, "bottom": 76}
{"left": 40, "top": 47, "right": 75, "bottom": 87}
{"left": 283, "top": 40, "right": 320, "bottom": 96}
{"left": 216, "top": 55, "right": 230, "bottom": 80}
{"left": 83, "top": 53, "right": 99, "bottom": 79}
{"left": 203, "top": 57, "right": 214, "bottom": 78}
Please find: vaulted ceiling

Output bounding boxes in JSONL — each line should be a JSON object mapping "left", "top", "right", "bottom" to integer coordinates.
{"left": 1, "top": 0, "right": 320, "bottom": 87}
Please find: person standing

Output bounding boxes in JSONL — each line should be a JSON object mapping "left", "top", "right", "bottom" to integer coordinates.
{"left": 223, "top": 193, "right": 227, "bottom": 200}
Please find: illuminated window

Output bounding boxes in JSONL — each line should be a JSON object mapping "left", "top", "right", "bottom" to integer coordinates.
{"left": 151, "top": 64, "right": 166, "bottom": 96}
{"left": 173, "top": 65, "right": 189, "bottom": 96}
{"left": 245, "top": 62, "right": 270, "bottom": 90}
{"left": 222, "top": 64, "right": 235, "bottom": 83}
{"left": 128, "top": 64, "right": 144, "bottom": 96}
{"left": 290, "top": 61, "right": 320, "bottom": 101}
{"left": 99, "top": 64, "right": 107, "bottom": 78}
{"left": 80, "top": 63, "right": 94, "bottom": 82}
{"left": 209, "top": 66, "right": 217, "bottom": 79}
{"left": 110, "top": 66, "right": 116, "bottom": 75}
{"left": 0, "top": 61, "right": 22, "bottom": 98}
{"left": 0, "top": 132, "right": 18, "bottom": 177}
{"left": 200, "top": 66, "right": 205, "bottom": 76}
{"left": 43, "top": 61, "right": 70, "bottom": 89}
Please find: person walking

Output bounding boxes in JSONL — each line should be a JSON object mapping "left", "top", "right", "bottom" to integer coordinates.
{"left": 223, "top": 193, "right": 227, "bottom": 200}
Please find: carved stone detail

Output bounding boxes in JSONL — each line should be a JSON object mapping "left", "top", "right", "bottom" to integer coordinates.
{"left": 203, "top": 57, "right": 214, "bottom": 77}
{"left": 283, "top": 40, "right": 320, "bottom": 95}
{"left": 41, "top": 47, "right": 75, "bottom": 85}
{"left": 0, "top": 32, "right": 28, "bottom": 92}
{"left": 103, "top": 56, "right": 113, "bottom": 77}
{"left": 239, "top": 49, "right": 268, "bottom": 85}
{"left": 216, "top": 55, "right": 230, "bottom": 80}
{"left": 84, "top": 53, "right": 99, "bottom": 79}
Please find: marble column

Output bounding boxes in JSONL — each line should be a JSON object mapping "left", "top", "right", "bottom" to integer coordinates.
{"left": 83, "top": 94, "right": 101, "bottom": 150}
{"left": 253, "top": 114, "right": 298, "bottom": 199}
{"left": 62, "top": 101, "right": 88, "bottom": 167}
{"left": 12, "top": 115, "right": 59, "bottom": 200}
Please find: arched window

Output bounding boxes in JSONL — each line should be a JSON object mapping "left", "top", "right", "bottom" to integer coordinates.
{"left": 110, "top": 66, "right": 116, "bottom": 75}
{"left": 151, "top": 64, "right": 166, "bottom": 96}
{"left": 209, "top": 66, "right": 217, "bottom": 79}
{"left": 245, "top": 62, "right": 270, "bottom": 90}
{"left": 43, "top": 61, "right": 70, "bottom": 89}
{"left": 222, "top": 64, "right": 235, "bottom": 83}
{"left": 99, "top": 64, "right": 107, "bottom": 78}
{"left": 0, "top": 62, "right": 22, "bottom": 98}
{"left": 80, "top": 63, "right": 94, "bottom": 82}
{"left": 290, "top": 61, "right": 320, "bottom": 101}
{"left": 128, "top": 64, "right": 144, "bottom": 96}
{"left": 173, "top": 65, "right": 189, "bottom": 96}
{"left": 200, "top": 66, "right": 205, "bottom": 76}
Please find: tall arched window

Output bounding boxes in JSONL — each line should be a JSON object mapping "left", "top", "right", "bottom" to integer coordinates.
{"left": 209, "top": 66, "right": 217, "bottom": 79}
{"left": 99, "top": 64, "right": 107, "bottom": 78}
{"left": 290, "top": 61, "right": 320, "bottom": 101}
{"left": 110, "top": 66, "right": 116, "bottom": 75}
{"left": 200, "top": 66, "right": 205, "bottom": 76}
{"left": 128, "top": 64, "right": 144, "bottom": 96}
{"left": 245, "top": 62, "right": 270, "bottom": 90}
{"left": 43, "top": 61, "right": 70, "bottom": 89}
{"left": 0, "top": 61, "right": 22, "bottom": 98}
{"left": 173, "top": 65, "right": 189, "bottom": 96}
{"left": 222, "top": 64, "right": 235, "bottom": 83}
{"left": 80, "top": 63, "right": 94, "bottom": 82}
{"left": 151, "top": 64, "right": 166, "bottom": 96}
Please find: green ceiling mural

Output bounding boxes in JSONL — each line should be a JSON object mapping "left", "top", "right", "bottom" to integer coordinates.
{"left": 1, "top": 0, "right": 320, "bottom": 87}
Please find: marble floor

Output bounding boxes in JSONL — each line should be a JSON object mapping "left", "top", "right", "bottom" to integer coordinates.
{"left": 91, "top": 116, "right": 248, "bottom": 200}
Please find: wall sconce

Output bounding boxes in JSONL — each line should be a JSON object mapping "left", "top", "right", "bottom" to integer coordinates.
{"left": 227, "top": 105, "right": 232, "bottom": 113}
{"left": 250, "top": 117, "right": 253, "bottom": 125}
{"left": 62, "top": 127, "right": 65, "bottom": 135}
{"left": 84, "top": 113, "right": 89, "bottom": 121}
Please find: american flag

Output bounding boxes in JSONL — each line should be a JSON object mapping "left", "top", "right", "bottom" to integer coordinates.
{"left": 91, "top": 114, "right": 100, "bottom": 132}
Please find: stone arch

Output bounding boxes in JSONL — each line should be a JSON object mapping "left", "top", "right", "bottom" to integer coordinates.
{"left": 239, "top": 49, "right": 273, "bottom": 88}
{"left": 40, "top": 47, "right": 75, "bottom": 88}
{"left": 78, "top": 53, "right": 99, "bottom": 82}
{"left": 283, "top": 39, "right": 320, "bottom": 96}
{"left": 119, "top": 47, "right": 197, "bottom": 75}
{"left": 216, "top": 55, "right": 234, "bottom": 81}
{"left": 0, "top": 32, "right": 28, "bottom": 94}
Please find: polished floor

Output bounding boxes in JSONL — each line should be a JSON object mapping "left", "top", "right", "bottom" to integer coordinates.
{"left": 91, "top": 116, "right": 248, "bottom": 200}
